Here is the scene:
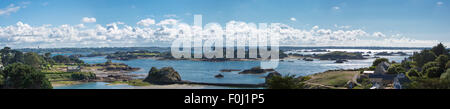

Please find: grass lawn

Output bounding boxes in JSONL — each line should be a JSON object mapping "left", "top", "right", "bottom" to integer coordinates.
{"left": 51, "top": 81, "right": 84, "bottom": 87}
{"left": 107, "top": 79, "right": 151, "bottom": 86}
{"left": 306, "top": 70, "right": 358, "bottom": 88}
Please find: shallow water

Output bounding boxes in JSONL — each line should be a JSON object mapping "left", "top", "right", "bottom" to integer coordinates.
{"left": 53, "top": 49, "right": 413, "bottom": 89}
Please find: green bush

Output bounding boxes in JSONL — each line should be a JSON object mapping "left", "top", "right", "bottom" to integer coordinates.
{"left": 266, "top": 75, "right": 304, "bottom": 89}
{"left": 401, "top": 61, "right": 415, "bottom": 70}
{"left": 387, "top": 63, "right": 406, "bottom": 74}
{"left": 407, "top": 69, "right": 420, "bottom": 79}
{"left": 408, "top": 78, "right": 450, "bottom": 89}
{"left": 422, "top": 62, "right": 443, "bottom": 75}
{"left": 71, "top": 72, "right": 96, "bottom": 81}
{"left": 441, "top": 69, "right": 450, "bottom": 81}
{"left": 435, "top": 55, "right": 448, "bottom": 69}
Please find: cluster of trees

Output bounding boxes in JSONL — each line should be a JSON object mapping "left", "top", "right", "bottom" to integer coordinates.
{"left": 370, "top": 43, "right": 449, "bottom": 88}
{"left": 0, "top": 63, "right": 52, "bottom": 89}
{"left": 0, "top": 47, "right": 85, "bottom": 89}
{"left": 52, "top": 55, "right": 84, "bottom": 64}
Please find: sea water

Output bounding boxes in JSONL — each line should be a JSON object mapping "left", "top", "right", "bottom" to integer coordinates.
{"left": 53, "top": 49, "right": 413, "bottom": 89}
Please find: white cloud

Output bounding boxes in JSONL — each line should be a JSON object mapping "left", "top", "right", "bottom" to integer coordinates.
{"left": 290, "top": 17, "right": 297, "bottom": 21}
{"left": 437, "top": 2, "right": 444, "bottom": 6}
{"left": 137, "top": 18, "right": 156, "bottom": 26}
{"left": 332, "top": 6, "right": 340, "bottom": 10}
{"left": 157, "top": 19, "right": 178, "bottom": 27}
{"left": 312, "top": 25, "right": 319, "bottom": 30}
{"left": 75, "top": 24, "right": 86, "bottom": 28}
{"left": 334, "top": 24, "right": 351, "bottom": 29}
{"left": 82, "top": 17, "right": 97, "bottom": 23}
{"left": 372, "top": 32, "right": 386, "bottom": 38}
{"left": 0, "top": 4, "right": 21, "bottom": 16}
{"left": 0, "top": 20, "right": 446, "bottom": 48}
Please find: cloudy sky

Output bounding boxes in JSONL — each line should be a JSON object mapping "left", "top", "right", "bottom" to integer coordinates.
{"left": 0, "top": 0, "right": 449, "bottom": 48}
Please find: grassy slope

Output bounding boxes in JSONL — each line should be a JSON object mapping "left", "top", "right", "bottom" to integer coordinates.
{"left": 306, "top": 70, "right": 358, "bottom": 88}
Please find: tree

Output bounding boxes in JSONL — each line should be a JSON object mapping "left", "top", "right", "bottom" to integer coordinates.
{"left": 266, "top": 74, "right": 304, "bottom": 89}
{"left": 24, "top": 52, "right": 44, "bottom": 69}
{"left": 44, "top": 52, "right": 52, "bottom": 58}
{"left": 1, "top": 63, "right": 52, "bottom": 89}
{"left": 413, "top": 50, "right": 437, "bottom": 68}
{"left": 52, "top": 55, "right": 84, "bottom": 64}
{"left": 408, "top": 78, "right": 450, "bottom": 89}
{"left": 407, "top": 69, "right": 420, "bottom": 79}
{"left": 431, "top": 43, "right": 448, "bottom": 56}
{"left": 387, "top": 63, "right": 406, "bottom": 74}
{"left": 423, "top": 61, "right": 445, "bottom": 76}
{"left": 435, "top": 55, "right": 448, "bottom": 70}
{"left": 372, "top": 58, "right": 389, "bottom": 67}
{"left": 0, "top": 47, "right": 24, "bottom": 66}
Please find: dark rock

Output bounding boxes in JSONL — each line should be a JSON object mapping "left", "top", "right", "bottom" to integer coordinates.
{"left": 143, "top": 67, "right": 182, "bottom": 84}
{"left": 239, "top": 67, "right": 274, "bottom": 74}
{"left": 215, "top": 74, "right": 224, "bottom": 78}
{"left": 220, "top": 69, "right": 241, "bottom": 72}
{"left": 303, "top": 58, "right": 314, "bottom": 61}
{"left": 317, "top": 51, "right": 365, "bottom": 60}
{"left": 334, "top": 59, "right": 347, "bottom": 63}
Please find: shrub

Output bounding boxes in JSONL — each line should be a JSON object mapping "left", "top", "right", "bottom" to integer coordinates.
{"left": 266, "top": 75, "right": 304, "bottom": 89}
{"left": 71, "top": 72, "right": 96, "bottom": 81}
{"left": 441, "top": 69, "right": 450, "bottom": 81}
{"left": 387, "top": 64, "right": 406, "bottom": 74}
{"left": 407, "top": 69, "right": 420, "bottom": 79}
{"left": 435, "top": 55, "right": 448, "bottom": 69}
{"left": 408, "top": 78, "right": 450, "bottom": 89}
{"left": 422, "top": 62, "right": 443, "bottom": 75}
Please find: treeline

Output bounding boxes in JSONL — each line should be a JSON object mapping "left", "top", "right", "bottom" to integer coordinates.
{"left": 17, "top": 47, "right": 170, "bottom": 54}
{"left": 0, "top": 47, "right": 85, "bottom": 89}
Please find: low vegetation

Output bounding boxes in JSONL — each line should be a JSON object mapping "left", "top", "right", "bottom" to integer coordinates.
{"left": 266, "top": 74, "right": 306, "bottom": 89}
{"left": 107, "top": 79, "right": 151, "bottom": 86}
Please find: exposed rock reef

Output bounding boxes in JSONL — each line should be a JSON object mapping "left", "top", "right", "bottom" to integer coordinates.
{"left": 144, "top": 67, "right": 182, "bottom": 84}
{"left": 239, "top": 67, "right": 275, "bottom": 74}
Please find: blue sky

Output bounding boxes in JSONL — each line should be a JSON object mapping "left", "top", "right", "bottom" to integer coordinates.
{"left": 0, "top": 0, "right": 449, "bottom": 48}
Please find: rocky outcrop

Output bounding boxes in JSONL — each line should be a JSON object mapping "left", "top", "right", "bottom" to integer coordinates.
{"left": 215, "top": 74, "right": 224, "bottom": 78}
{"left": 239, "top": 67, "right": 275, "bottom": 74}
{"left": 143, "top": 67, "right": 182, "bottom": 84}
{"left": 317, "top": 51, "right": 365, "bottom": 60}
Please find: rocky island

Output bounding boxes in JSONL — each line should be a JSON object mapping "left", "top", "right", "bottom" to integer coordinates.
{"left": 317, "top": 51, "right": 366, "bottom": 60}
